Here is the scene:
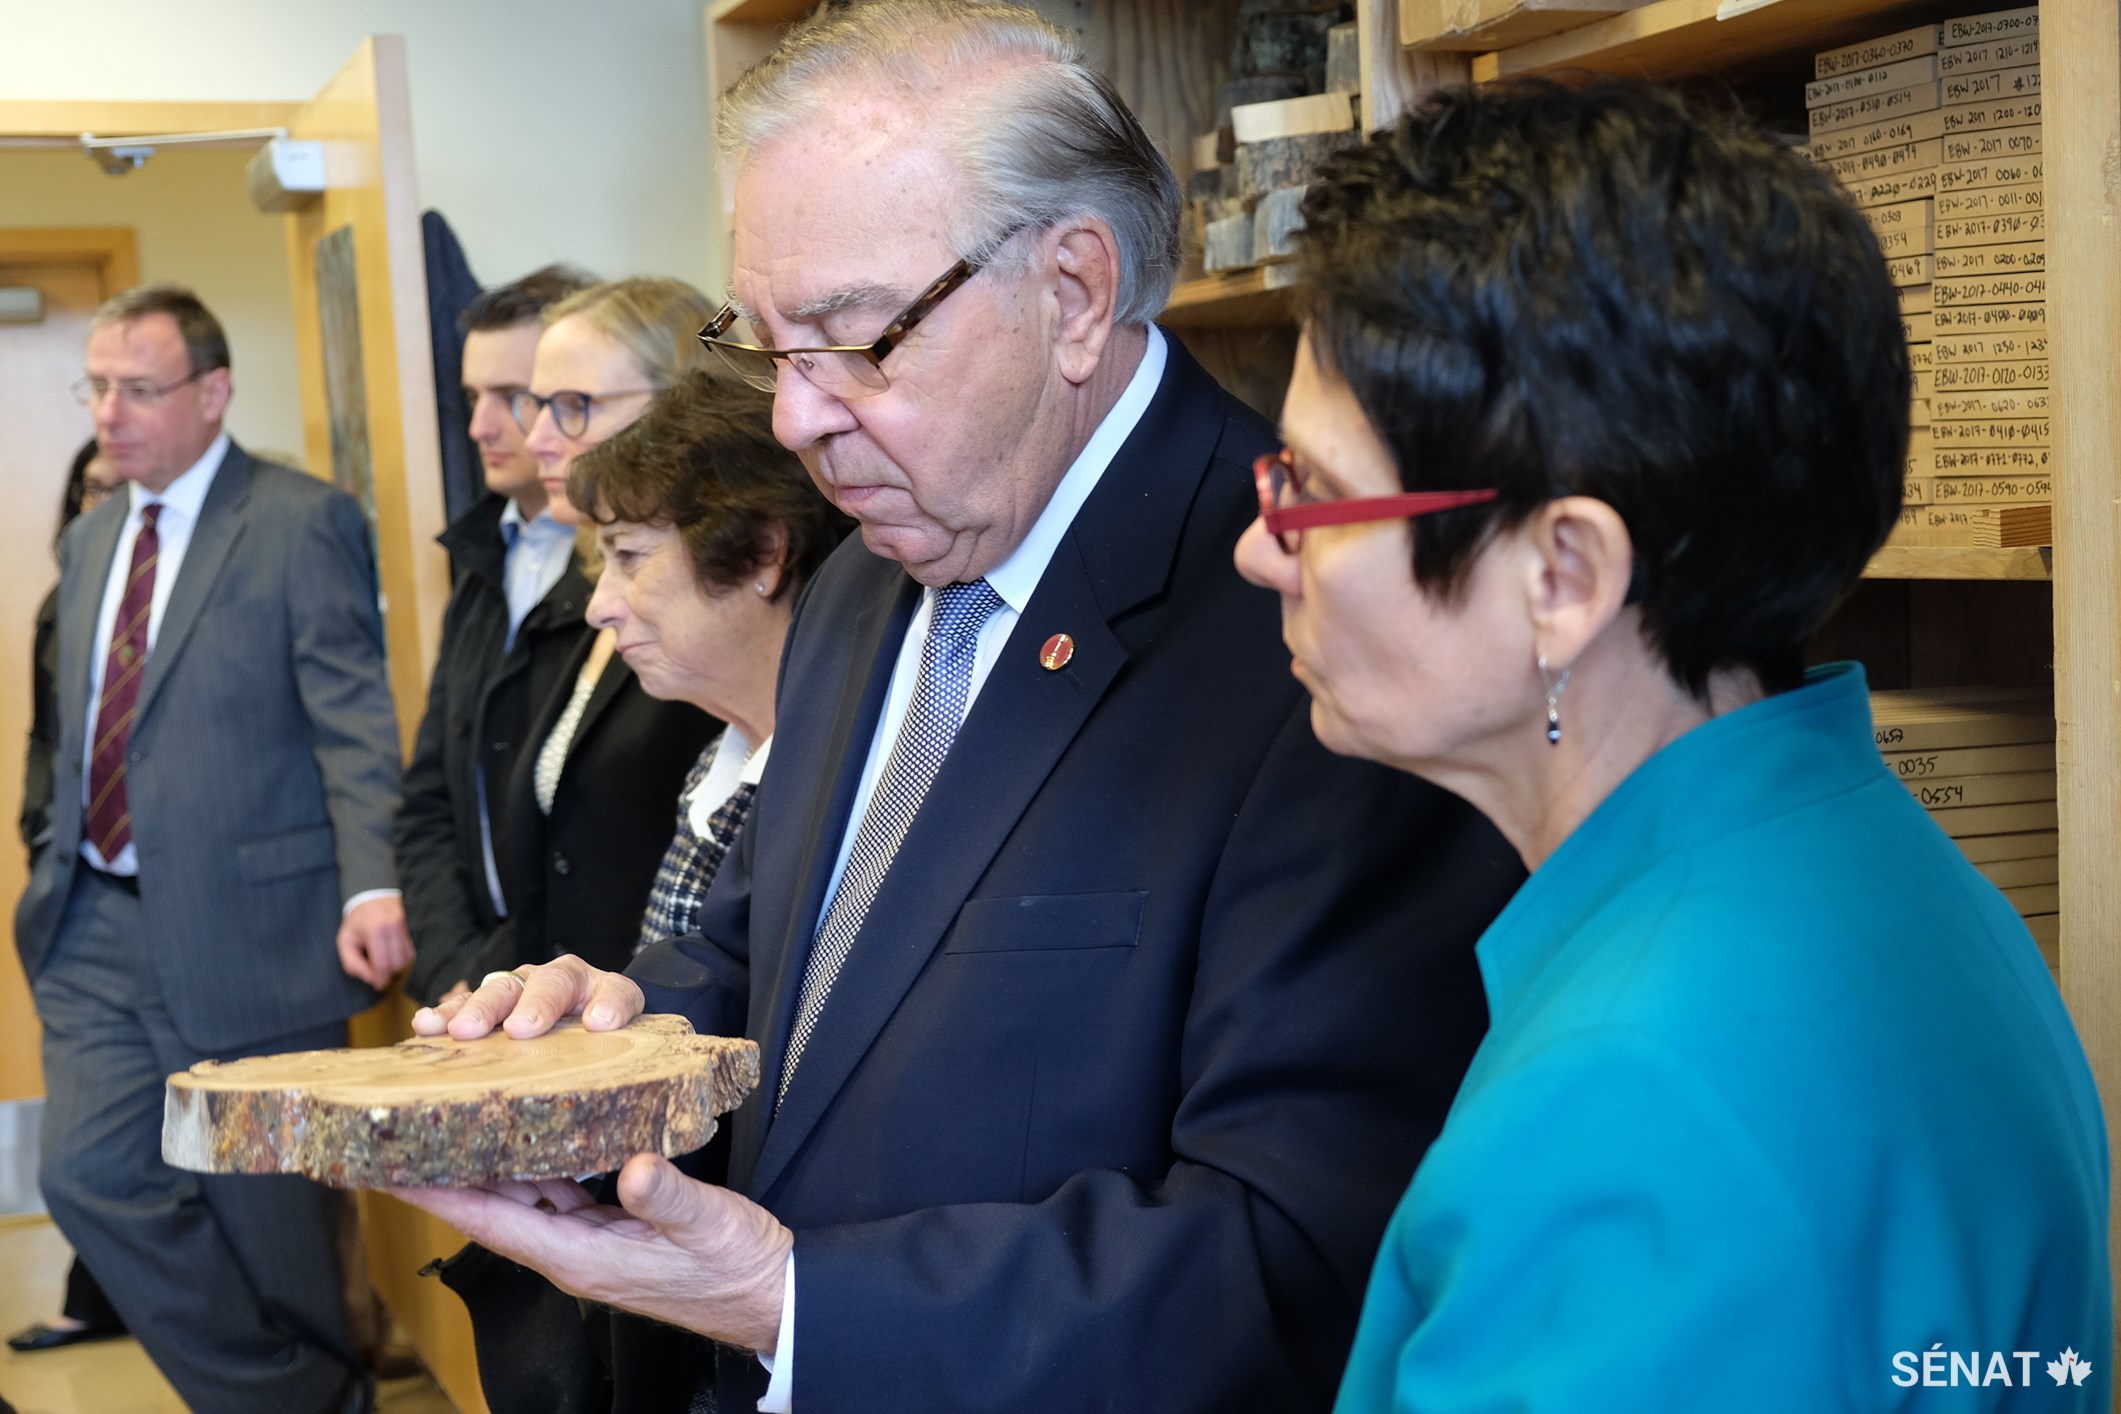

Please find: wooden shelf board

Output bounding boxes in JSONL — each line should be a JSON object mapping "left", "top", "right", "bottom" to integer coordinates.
{"left": 1469, "top": 0, "right": 1948, "bottom": 83}
{"left": 1160, "top": 268, "right": 1301, "bottom": 328}
{"left": 708, "top": 0, "right": 816, "bottom": 25}
{"left": 1863, "top": 545, "right": 2053, "bottom": 580}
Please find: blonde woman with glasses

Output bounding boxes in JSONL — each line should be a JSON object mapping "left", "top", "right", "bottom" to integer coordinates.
{"left": 496, "top": 278, "right": 721, "bottom": 978}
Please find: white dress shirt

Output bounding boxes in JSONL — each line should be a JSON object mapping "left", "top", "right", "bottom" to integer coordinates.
{"left": 757, "top": 326, "right": 1169, "bottom": 1412}
{"left": 687, "top": 727, "right": 774, "bottom": 837}
{"left": 80, "top": 433, "right": 228, "bottom": 875}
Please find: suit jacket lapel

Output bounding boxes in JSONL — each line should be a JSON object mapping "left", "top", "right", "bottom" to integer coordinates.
{"left": 135, "top": 448, "right": 252, "bottom": 729}
{"left": 746, "top": 338, "right": 1232, "bottom": 1198}
{"left": 733, "top": 571, "right": 919, "bottom": 1184}
{"left": 59, "top": 499, "right": 129, "bottom": 765}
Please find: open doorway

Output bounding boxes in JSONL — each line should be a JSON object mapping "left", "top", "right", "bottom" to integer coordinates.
{"left": 0, "top": 106, "right": 310, "bottom": 1108}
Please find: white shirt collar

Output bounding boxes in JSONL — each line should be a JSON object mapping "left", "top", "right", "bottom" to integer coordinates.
{"left": 741, "top": 733, "right": 774, "bottom": 785}
{"left": 981, "top": 325, "right": 1168, "bottom": 613}
{"left": 128, "top": 430, "right": 229, "bottom": 523}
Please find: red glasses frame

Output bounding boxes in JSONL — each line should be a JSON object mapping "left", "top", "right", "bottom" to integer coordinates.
{"left": 1253, "top": 449, "right": 1498, "bottom": 552}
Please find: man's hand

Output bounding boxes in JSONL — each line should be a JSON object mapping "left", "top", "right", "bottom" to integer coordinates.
{"left": 409, "top": 954, "right": 643, "bottom": 1040}
{"left": 337, "top": 895, "right": 413, "bottom": 989}
{"left": 395, "top": 1153, "right": 790, "bottom": 1351}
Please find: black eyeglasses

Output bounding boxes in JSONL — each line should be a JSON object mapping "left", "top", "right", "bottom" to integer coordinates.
{"left": 698, "top": 226, "right": 1026, "bottom": 399}
{"left": 508, "top": 387, "right": 657, "bottom": 439}
{"left": 72, "top": 369, "right": 208, "bottom": 409}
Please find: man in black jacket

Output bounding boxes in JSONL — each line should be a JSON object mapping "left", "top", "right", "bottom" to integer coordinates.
{"left": 396, "top": 265, "right": 597, "bottom": 1004}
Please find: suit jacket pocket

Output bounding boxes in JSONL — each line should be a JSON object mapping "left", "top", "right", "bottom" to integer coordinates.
{"left": 943, "top": 890, "right": 1146, "bottom": 954}
{"left": 235, "top": 823, "right": 337, "bottom": 884}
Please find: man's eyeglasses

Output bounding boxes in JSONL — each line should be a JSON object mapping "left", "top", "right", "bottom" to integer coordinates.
{"left": 697, "top": 227, "right": 1024, "bottom": 399}
{"left": 1254, "top": 448, "right": 1498, "bottom": 554}
{"left": 72, "top": 370, "right": 208, "bottom": 409}
{"left": 509, "top": 387, "right": 657, "bottom": 439}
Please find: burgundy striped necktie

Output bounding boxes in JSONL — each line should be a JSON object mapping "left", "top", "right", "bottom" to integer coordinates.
{"left": 86, "top": 503, "right": 161, "bottom": 861}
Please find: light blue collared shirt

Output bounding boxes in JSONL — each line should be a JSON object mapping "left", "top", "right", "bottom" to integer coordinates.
{"left": 499, "top": 499, "right": 576, "bottom": 652}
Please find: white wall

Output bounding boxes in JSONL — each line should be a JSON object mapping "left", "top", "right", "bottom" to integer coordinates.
{"left": 0, "top": 0, "right": 718, "bottom": 292}
{"left": 0, "top": 149, "right": 308, "bottom": 456}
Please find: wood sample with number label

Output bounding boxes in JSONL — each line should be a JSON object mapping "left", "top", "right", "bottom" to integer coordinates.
{"left": 162, "top": 1014, "right": 758, "bottom": 1188}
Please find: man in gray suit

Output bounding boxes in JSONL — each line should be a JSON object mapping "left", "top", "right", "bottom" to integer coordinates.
{"left": 13, "top": 285, "right": 407, "bottom": 1414}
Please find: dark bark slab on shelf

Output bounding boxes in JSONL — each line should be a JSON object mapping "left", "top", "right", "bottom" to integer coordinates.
{"left": 163, "top": 1015, "right": 759, "bottom": 1188}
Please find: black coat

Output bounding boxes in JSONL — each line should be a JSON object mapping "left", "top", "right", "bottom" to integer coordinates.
{"left": 20, "top": 585, "right": 58, "bottom": 856}
{"left": 504, "top": 633, "right": 718, "bottom": 975}
{"left": 396, "top": 495, "right": 595, "bottom": 1004}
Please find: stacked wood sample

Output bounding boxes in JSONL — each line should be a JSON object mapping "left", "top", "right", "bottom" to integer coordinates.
{"left": 1802, "top": 21, "right": 1946, "bottom": 523}
{"left": 1186, "top": 6, "right": 1359, "bottom": 281}
{"left": 1872, "top": 687, "right": 2058, "bottom": 967}
{"left": 1807, "top": 9, "right": 2049, "bottom": 550}
{"left": 163, "top": 1015, "right": 759, "bottom": 1188}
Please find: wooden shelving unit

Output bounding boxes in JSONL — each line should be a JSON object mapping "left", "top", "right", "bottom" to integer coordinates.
{"left": 1470, "top": 0, "right": 1948, "bottom": 82}
{"left": 1163, "top": 268, "right": 1302, "bottom": 329}
{"left": 1864, "top": 546, "right": 2054, "bottom": 581}
{"left": 692, "top": 0, "right": 2115, "bottom": 1366}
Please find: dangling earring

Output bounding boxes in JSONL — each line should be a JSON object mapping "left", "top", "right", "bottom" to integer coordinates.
{"left": 1538, "top": 654, "right": 1571, "bottom": 747}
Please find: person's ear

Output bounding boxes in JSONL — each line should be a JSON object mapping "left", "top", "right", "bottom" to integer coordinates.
{"left": 1049, "top": 219, "right": 1122, "bottom": 385}
{"left": 197, "top": 367, "right": 233, "bottom": 425}
{"left": 752, "top": 523, "right": 790, "bottom": 600}
{"left": 1519, "top": 495, "right": 1634, "bottom": 672}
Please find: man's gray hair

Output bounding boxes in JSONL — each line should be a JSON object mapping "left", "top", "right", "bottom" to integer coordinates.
{"left": 718, "top": 0, "right": 1181, "bottom": 325}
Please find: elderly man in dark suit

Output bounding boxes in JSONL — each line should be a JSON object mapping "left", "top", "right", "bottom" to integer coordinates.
{"left": 14, "top": 285, "right": 405, "bottom": 1414}
{"left": 406, "top": 3, "right": 1519, "bottom": 1410}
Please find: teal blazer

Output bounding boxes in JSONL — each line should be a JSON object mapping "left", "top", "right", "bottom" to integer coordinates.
{"left": 1337, "top": 664, "right": 2110, "bottom": 1412}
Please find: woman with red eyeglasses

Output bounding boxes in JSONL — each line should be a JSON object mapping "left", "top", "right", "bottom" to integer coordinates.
{"left": 1237, "top": 81, "right": 2108, "bottom": 1411}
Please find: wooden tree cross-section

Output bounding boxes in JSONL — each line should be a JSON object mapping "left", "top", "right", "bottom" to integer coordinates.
{"left": 163, "top": 1015, "right": 758, "bottom": 1188}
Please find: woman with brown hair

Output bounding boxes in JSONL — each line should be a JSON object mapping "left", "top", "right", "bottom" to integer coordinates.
{"left": 566, "top": 368, "right": 853, "bottom": 948}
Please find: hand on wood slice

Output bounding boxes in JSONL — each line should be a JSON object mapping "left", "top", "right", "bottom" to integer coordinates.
{"left": 412, "top": 953, "right": 641, "bottom": 1042}
{"left": 163, "top": 1014, "right": 757, "bottom": 1187}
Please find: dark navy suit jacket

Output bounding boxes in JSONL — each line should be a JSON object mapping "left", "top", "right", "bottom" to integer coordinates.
{"left": 630, "top": 338, "right": 1520, "bottom": 1411}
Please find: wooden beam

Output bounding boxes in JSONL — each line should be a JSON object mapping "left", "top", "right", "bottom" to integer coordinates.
{"left": 2042, "top": 0, "right": 2121, "bottom": 1334}
{"left": 0, "top": 227, "right": 138, "bottom": 292}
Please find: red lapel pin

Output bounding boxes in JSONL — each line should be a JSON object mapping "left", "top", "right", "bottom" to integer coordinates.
{"left": 1039, "top": 633, "right": 1075, "bottom": 671}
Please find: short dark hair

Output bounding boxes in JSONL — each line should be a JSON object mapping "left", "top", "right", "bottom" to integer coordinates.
{"left": 569, "top": 370, "right": 853, "bottom": 598}
{"left": 56, "top": 437, "right": 100, "bottom": 549}
{"left": 457, "top": 264, "right": 599, "bottom": 333}
{"left": 93, "top": 285, "right": 230, "bottom": 374}
{"left": 1296, "top": 80, "right": 1908, "bottom": 696}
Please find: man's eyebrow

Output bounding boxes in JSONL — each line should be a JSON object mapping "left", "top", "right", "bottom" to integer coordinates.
{"left": 783, "top": 283, "right": 908, "bottom": 321}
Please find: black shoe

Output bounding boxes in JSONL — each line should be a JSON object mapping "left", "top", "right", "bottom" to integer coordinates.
{"left": 6, "top": 1320, "right": 124, "bottom": 1353}
{"left": 329, "top": 1369, "right": 376, "bottom": 1414}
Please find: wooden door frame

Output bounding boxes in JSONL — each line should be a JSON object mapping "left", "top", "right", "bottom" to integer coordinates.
{"left": 0, "top": 100, "right": 300, "bottom": 141}
{"left": 0, "top": 228, "right": 140, "bottom": 296}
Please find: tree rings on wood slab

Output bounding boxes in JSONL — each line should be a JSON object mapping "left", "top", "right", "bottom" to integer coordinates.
{"left": 162, "top": 1015, "right": 758, "bottom": 1188}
